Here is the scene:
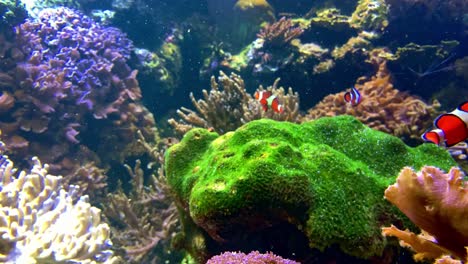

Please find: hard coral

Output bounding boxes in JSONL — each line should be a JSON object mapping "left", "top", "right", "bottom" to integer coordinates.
{"left": 382, "top": 166, "right": 468, "bottom": 262}
{"left": 0, "top": 154, "right": 118, "bottom": 263}
{"left": 304, "top": 61, "right": 440, "bottom": 141}
{"left": 207, "top": 251, "right": 299, "bottom": 264}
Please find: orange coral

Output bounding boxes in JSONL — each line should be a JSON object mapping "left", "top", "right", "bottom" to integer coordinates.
{"left": 382, "top": 166, "right": 468, "bottom": 262}
{"left": 304, "top": 62, "right": 440, "bottom": 140}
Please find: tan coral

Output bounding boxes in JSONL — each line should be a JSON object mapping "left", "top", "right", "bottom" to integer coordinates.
{"left": 304, "top": 62, "right": 440, "bottom": 140}
{"left": 169, "top": 71, "right": 300, "bottom": 135}
{"left": 0, "top": 155, "right": 119, "bottom": 264}
{"left": 382, "top": 166, "right": 468, "bottom": 262}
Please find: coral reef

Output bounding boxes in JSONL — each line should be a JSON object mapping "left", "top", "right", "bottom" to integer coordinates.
{"left": 135, "top": 41, "right": 183, "bottom": 98}
{"left": 382, "top": 166, "right": 468, "bottom": 262}
{"left": 104, "top": 161, "right": 179, "bottom": 263}
{"left": 304, "top": 61, "right": 440, "bottom": 141}
{"left": 0, "top": 7, "right": 156, "bottom": 187}
{"left": 0, "top": 153, "right": 118, "bottom": 263}
{"left": 165, "top": 115, "right": 456, "bottom": 263}
{"left": 349, "top": 0, "right": 389, "bottom": 32}
{"left": 0, "top": 1, "right": 27, "bottom": 36}
{"left": 103, "top": 131, "right": 181, "bottom": 263}
{"left": 257, "top": 17, "right": 304, "bottom": 49}
{"left": 168, "top": 71, "right": 300, "bottom": 135}
{"left": 207, "top": 251, "right": 300, "bottom": 264}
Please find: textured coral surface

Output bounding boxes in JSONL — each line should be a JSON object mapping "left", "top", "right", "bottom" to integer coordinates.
{"left": 207, "top": 250, "right": 299, "bottom": 264}
{"left": 0, "top": 155, "right": 116, "bottom": 263}
{"left": 165, "top": 115, "right": 456, "bottom": 263}
{"left": 383, "top": 166, "right": 468, "bottom": 262}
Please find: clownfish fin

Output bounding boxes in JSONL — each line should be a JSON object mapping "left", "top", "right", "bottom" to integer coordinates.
{"left": 457, "top": 101, "right": 468, "bottom": 112}
{"left": 422, "top": 129, "right": 444, "bottom": 146}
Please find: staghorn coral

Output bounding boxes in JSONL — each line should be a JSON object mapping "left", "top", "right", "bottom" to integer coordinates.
{"left": 304, "top": 61, "right": 440, "bottom": 141}
{"left": 207, "top": 251, "right": 300, "bottom": 264}
{"left": 169, "top": 71, "right": 299, "bottom": 135}
{"left": 0, "top": 153, "right": 119, "bottom": 264}
{"left": 382, "top": 166, "right": 468, "bottom": 262}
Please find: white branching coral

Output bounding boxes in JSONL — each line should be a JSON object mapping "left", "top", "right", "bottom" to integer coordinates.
{"left": 0, "top": 155, "right": 118, "bottom": 264}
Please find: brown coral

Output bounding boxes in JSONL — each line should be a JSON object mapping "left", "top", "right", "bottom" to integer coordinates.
{"left": 304, "top": 62, "right": 440, "bottom": 140}
{"left": 168, "top": 71, "right": 300, "bottom": 135}
{"left": 103, "top": 132, "right": 179, "bottom": 263}
{"left": 382, "top": 166, "right": 468, "bottom": 262}
{"left": 257, "top": 17, "right": 304, "bottom": 48}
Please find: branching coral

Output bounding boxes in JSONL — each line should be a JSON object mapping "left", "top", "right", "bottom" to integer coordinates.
{"left": 0, "top": 153, "right": 119, "bottom": 263}
{"left": 257, "top": 17, "right": 304, "bottom": 48}
{"left": 103, "top": 131, "right": 179, "bottom": 263}
{"left": 382, "top": 166, "right": 468, "bottom": 262}
{"left": 168, "top": 71, "right": 300, "bottom": 135}
{"left": 304, "top": 61, "right": 440, "bottom": 140}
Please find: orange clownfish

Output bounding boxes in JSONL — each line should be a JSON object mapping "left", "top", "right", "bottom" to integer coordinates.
{"left": 421, "top": 101, "right": 468, "bottom": 147}
{"left": 254, "top": 90, "right": 284, "bottom": 113}
{"left": 344, "top": 87, "right": 361, "bottom": 106}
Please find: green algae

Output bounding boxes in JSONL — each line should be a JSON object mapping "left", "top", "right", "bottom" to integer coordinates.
{"left": 166, "top": 115, "right": 457, "bottom": 261}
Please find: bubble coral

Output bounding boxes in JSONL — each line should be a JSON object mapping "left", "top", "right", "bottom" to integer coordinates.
{"left": 0, "top": 153, "right": 119, "bottom": 264}
{"left": 382, "top": 166, "right": 468, "bottom": 262}
{"left": 207, "top": 251, "right": 299, "bottom": 264}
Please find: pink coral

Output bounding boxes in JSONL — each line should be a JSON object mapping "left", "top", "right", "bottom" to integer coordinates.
{"left": 207, "top": 251, "right": 299, "bottom": 264}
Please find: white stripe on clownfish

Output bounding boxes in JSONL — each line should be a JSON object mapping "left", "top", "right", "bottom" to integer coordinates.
{"left": 449, "top": 108, "right": 468, "bottom": 125}
{"left": 266, "top": 95, "right": 277, "bottom": 106}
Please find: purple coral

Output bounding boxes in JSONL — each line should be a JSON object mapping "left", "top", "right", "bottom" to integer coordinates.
{"left": 206, "top": 251, "right": 300, "bottom": 264}
{"left": 0, "top": 6, "right": 155, "bottom": 180}
{"left": 15, "top": 7, "right": 138, "bottom": 141}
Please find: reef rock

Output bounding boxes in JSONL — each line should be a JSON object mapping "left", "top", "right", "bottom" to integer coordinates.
{"left": 165, "top": 115, "right": 457, "bottom": 263}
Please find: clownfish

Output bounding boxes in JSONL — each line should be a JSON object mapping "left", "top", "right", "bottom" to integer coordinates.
{"left": 421, "top": 101, "right": 468, "bottom": 147}
{"left": 254, "top": 90, "right": 284, "bottom": 113}
{"left": 344, "top": 87, "right": 361, "bottom": 106}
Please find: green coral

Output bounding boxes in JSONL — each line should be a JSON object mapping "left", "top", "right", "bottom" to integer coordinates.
{"left": 0, "top": 0, "right": 27, "bottom": 32}
{"left": 166, "top": 116, "right": 456, "bottom": 262}
{"left": 310, "top": 8, "right": 350, "bottom": 30}
{"left": 138, "top": 42, "right": 182, "bottom": 96}
{"left": 388, "top": 41, "right": 459, "bottom": 70}
{"left": 350, "top": 0, "right": 389, "bottom": 31}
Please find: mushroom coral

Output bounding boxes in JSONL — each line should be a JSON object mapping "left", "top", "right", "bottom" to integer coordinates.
{"left": 382, "top": 166, "right": 468, "bottom": 262}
